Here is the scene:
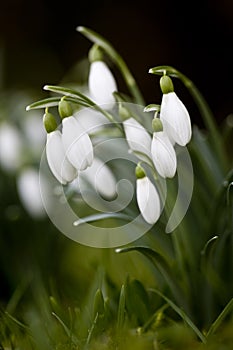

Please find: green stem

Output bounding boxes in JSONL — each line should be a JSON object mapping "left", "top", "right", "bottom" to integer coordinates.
{"left": 77, "top": 26, "right": 145, "bottom": 105}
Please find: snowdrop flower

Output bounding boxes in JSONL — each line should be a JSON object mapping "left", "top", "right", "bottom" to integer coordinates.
{"left": 160, "top": 75, "right": 192, "bottom": 146}
{"left": 62, "top": 116, "right": 94, "bottom": 171}
{"left": 0, "top": 121, "right": 23, "bottom": 172}
{"left": 136, "top": 164, "right": 161, "bottom": 225}
{"left": 46, "top": 130, "right": 77, "bottom": 185}
{"left": 80, "top": 157, "right": 117, "bottom": 199}
{"left": 151, "top": 117, "right": 177, "bottom": 178}
{"left": 17, "top": 167, "right": 46, "bottom": 218}
{"left": 88, "top": 45, "right": 117, "bottom": 110}
{"left": 123, "top": 117, "right": 152, "bottom": 159}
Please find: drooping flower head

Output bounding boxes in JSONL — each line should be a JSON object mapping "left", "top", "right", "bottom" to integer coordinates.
{"left": 135, "top": 163, "right": 161, "bottom": 225}
{"left": 151, "top": 117, "right": 177, "bottom": 178}
{"left": 88, "top": 44, "right": 117, "bottom": 109}
{"left": 44, "top": 111, "right": 77, "bottom": 185}
{"left": 160, "top": 75, "right": 192, "bottom": 146}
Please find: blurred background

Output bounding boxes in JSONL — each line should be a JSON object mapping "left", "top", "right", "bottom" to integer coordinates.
{"left": 0, "top": 0, "right": 233, "bottom": 124}
{"left": 0, "top": 0, "right": 232, "bottom": 329}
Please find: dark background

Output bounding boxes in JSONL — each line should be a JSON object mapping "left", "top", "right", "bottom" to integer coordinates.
{"left": 0, "top": 0, "right": 232, "bottom": 126}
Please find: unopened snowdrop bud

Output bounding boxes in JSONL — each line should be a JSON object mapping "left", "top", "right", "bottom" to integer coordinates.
{"left": 62, "top": 116, "right": 93, "bottom": 171}
{"left": 135, "top": 164, "right": 161, "bottom": 225}
{"left": 88, "top": 58, "right": 117, "bottom": 109}
{"left": 160, "top": 75, "right": 192, "bottom": 146}
{"left": 123, "top": 117, "right": 152, "bottom": 158}
{"left": 0, "top": 122, "right": 23, "bottom": 172}
{"left": 46, "top": 130, "right": 77, "bottom": 184}
{"left": 17, "top": 167, "right": 46, "bottom": 218}
{"left": 43, "top": 111, "right": 57, "bottom": 133}
{"left": 58, "top": 99, "right": 73, "bottom": 119}
{"left": 80, "top": 157, "right": 117, "bottom": 199}
{"left": 151, "top": 128, "right": 177, "bottom": 178}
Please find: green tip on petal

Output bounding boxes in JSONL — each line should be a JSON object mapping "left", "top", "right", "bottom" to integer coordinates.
{"left": 135, "top": 163, "right": 146, "bottom": 179}
{"left": 43, "top": 112, "right": 57, "bottom": 133}
{"left": 160, "top": 75, "right": 174, "bottom": 94}
{"left": 152, "top": 118, "right": 163, "bottom": 132}
{"left": 88, "top": 44, "right": 104, "bottom": 63}
{"left": 58, "top": 99, "right": 73, "bottom": 119}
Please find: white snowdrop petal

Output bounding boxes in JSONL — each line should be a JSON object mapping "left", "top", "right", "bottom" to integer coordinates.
{"left": 136, "top": 177, "right": 161, "bottom": 224}
{"left": 88, "top": 61, "right": 117, "bottom": 109}
{"left": 0, "top": 122, "right": 23, "bottom": 172}
{"left": 160, "top": 92, "right": 192, "bottom": 146}
{"left": 74, "top": 108, "right": 110, "bottom": 134}
{"left": 151, "top": 131, "right": 177, "bottom": 178}
{"left": 17, "top": 168, "right": 46, "bottom": 218}
{"left": 80, "top": 157, "right": 117, "bottom": 199}
{"left": 62, "top": 116, "right": 93, "bottom": 171}
{"left": 123, "top": 117, "right": 152, "bottom": 157}
{"left": 46, "top": 130, "right": 77, "bottom": 184}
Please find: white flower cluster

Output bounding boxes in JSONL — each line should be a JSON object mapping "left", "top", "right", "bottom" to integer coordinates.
{"left": 43, "top": 52, "right": 192, "bottom": 227}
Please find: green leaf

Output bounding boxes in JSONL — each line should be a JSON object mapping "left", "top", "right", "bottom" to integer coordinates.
{"left": 52, "top": 312, "right": 80, "bottom": 346}
{"left": 117, "top": 284, "right": 126, "bottom": 330}
{"left": 93, "top": 289, "right": 105, "bottom": 318}
{"left": 44, "top": 85, "right": 94, "bottom": 104}
{"left": 73, "top": 212, "right": 133, "bottom": 226}
{"left": 77, "top": 26, "right": 145, "bottom": 105}
{"left": 126, "top": 279, "right": 150, "bottom": 325}
{"left": 26, "top": 97, "right": 61, "bottom": 110}
{"left": 116, "top": 246, "right": 186, "bottom": 309}
{"left": 148, "top": 65, "right": 227, "bottom": 171}
{"left": 149, "top": 288, "right": 207, "bottom": 343}
{"left": 206, "top": 297, "right": 233, "bottom": 339}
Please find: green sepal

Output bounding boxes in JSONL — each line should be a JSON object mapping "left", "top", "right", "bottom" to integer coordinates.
{"left": 43, "top": 112, "right": 57, "bottom": 133}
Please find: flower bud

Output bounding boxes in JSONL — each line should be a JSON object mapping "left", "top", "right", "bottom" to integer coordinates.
{"left": 160, "top": 75, "right": 174, "bottom": 94}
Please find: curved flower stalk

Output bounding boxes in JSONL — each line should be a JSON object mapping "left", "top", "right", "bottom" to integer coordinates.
{"left": 160, "top": 75, "right": 192, "bottom": 146}
{"left": 46, "top": 130, "right": 77, "bottom": 185}
{"left": 79, "top": 157, "right": 117, "bottom": 199}
{"left": 62, "top": 116, "right": 94, "bottom": 171}
{"left": 0, "top": 121, "right": 24, "bottom": 172}
{"left": 17, "top": 167, "right": 46, "bottom": 218}
{"left": 88, "top": 46, "right": 118, "bottom": 110}
{"left": 151, "top": 130, "right": 177, "bottom": 178}
{"left": 123, "top": 117, "right": 152, "bottom": 159}
{"left": 136, "top": 164, "right": 161, "bottom": 225}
